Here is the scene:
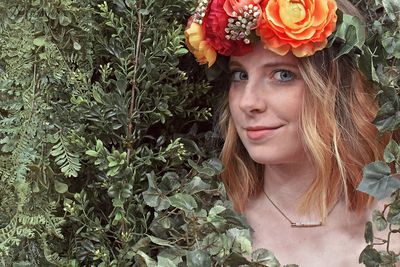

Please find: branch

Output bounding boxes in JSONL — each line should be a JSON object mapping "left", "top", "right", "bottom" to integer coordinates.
{"left": 127, "top": 0, "right": 143, "bottom": 163}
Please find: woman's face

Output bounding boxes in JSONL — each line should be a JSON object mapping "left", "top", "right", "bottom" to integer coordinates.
{"left": 228, "top": 43, "right": 307, "bottom": 165}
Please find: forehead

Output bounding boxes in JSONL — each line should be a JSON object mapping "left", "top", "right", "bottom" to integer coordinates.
{"left": 229, "top": 42, "right": 300, "bottom": 68}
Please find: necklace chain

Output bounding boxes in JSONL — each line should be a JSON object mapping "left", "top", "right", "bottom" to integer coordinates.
{"left": 262, "top": 188, "right": 338, "bottom": 228}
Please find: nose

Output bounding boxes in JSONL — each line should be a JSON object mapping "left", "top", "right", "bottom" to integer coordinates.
{"left": 238, "top": 78, "right": 266, "bottom": 115}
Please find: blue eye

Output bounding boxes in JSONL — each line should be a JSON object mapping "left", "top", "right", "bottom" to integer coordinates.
{"left": 231, "top": 70, "right": 248, "bottom": 82}
{"left": 273, "top": 70, "right": 295, "bottom": 82}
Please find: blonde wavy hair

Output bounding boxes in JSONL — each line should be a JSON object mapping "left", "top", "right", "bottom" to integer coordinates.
{"left": 218, "top": 0, "right": 388, "bottom": 220}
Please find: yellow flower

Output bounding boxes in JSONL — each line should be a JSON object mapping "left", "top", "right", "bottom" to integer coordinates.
{"left": 185, "top": 21, "right": 217, "bottom": 67}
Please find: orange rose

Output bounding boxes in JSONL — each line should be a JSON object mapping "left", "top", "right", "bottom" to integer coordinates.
{"left": 185, "top": 20, "right": 217, "bottom": 67}
{"left": 257, "top": 0, "right": 337, "bottom": 57}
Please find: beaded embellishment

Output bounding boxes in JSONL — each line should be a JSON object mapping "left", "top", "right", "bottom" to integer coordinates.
{"left": 193, "top": 0, "right": 211, "bottom": 24}
{"left": 225, "top": 4, "right": 261, "bottom": 44}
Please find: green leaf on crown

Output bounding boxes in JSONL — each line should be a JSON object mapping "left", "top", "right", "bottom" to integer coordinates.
{"left": 329, "top": 11, "right": 365, "bottom": 58}
{"left": 358, "top": 46, "right": 380, "bottom": 83}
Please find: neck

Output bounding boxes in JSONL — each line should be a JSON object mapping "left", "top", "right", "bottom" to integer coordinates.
{"left": 263, "top": 159, "right": 316, "bottom": 215}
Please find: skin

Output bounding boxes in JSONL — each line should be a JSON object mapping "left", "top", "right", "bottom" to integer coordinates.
{"left": 228, "top": 43, "right": 400, "bottom": 266}
{"left": 228, "top": 42, "right": 307, "bottom": 166}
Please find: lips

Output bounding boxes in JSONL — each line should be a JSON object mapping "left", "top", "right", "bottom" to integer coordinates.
{"left": 245, "top": 125, "right": 283, "bottom": 140}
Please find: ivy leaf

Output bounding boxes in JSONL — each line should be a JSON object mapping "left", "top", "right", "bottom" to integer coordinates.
{"left": 186, "top": 250, "right": 211, "bottom": 267}
{"left": 382, "top": 32, "right": 400, "bottom": 59}
{"left": 147, "top": 235, "right": 173, "bottom": 248}
{"left": 180, "top": 138, "right": 204, "bottom": 156}
{"left": 379, "top": 251, "right": 398, "bottom": 266}
{"left": 157, "top": 256, "right": 176, "bottom": 267}
{"left": 158, "top": 248, "right": 185, "bottom": 265}
{"left": 201, "top": 233, "right": 223, "bottom": 256}
{"left": 251, "top": 248, "right": 281, "bottom": 266}
{"left": 183, "top": 176, "right": 211, "bottom": 194}
{"left": 383, "top": 139, "right": 399, "bottom": 163}
{"left": 373, "top": 101, "right": 400, "bottom": 133}
{"left": 359, "top": 245, "right": 382, "bottom": 267}
{"left": 224, "top": 253, "right": 251, "bottom": 266}
{"left": 209, "top": 205, "right": 226, "bottom": 217}
{"left": 137, "top": 251, "right": 157, "bottom": 267}
{"left": 372, "top": 210, "right": 388, "bottom": 231}
{"left": 364, "top": 221, "right": 374, "bottom": 244}
{"left": 358, "top": 46, "right": 379, "bottom": 82}
{"left": 169, "top": 193, "right": 198, "bottom": 213}
{"left": 142, "top": 173, "right": 170, "bottom": 211}
{"left": 333, "top": 14, "right": 365, "bottom": 57}
{"left": 142, "top": 186, "right": 170, "bottom": 211}
{"left": 204, "top": 158, "right": 224, "bottom": 175}
{"left": 159, "top": 172, "right": 180, "bottom": 192}
{"left": 382, "top": 0, "right": 400, "bottom": 21}
{"left": 131, "top": 237, "right": 150, "bottom": 253}
{"left": 387, "top": 199, "right": 400, "bottom": 225}
{"left": 188, "top": 159, "right": 215, "bottom": 176}
{"left": 357, "top": 161, "right": 400, "bottom": 199}
{"left": 227, "top": 228, "right": 252, "bottom": 255}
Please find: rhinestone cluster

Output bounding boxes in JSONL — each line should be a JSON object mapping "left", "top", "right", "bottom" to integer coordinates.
{"left": 193, "top": 0, "right": 211, "bottom": 24}
{"left": 224, "top": 4, "right": 261, "bottom": 44}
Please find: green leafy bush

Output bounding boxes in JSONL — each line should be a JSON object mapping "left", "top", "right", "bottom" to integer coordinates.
{"left": 0, "top": 0, "right": 398, "bottom": 266}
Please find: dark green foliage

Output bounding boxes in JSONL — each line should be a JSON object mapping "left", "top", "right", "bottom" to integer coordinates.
{"left": 355, "top": 0, "right": 400, "bottom": 266}
{"left": 0, "top": 0, "right": 263, "bottom": 266}
{"left": 0, "top": 0, "right": 398, "bottom": 266}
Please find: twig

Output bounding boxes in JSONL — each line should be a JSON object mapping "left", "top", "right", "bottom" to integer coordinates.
{"left": 387, "top": 224, "right": 393, "bottom": 253}
{"left": 127, "top": 0, "right": 143, "bottom": 163}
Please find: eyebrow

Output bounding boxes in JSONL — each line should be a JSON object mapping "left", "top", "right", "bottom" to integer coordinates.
{"left": 229, "top": 60, "right": 299, "bottom": 70}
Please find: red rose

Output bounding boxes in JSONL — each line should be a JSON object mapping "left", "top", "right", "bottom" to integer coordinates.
{"left": 204, "top": 0, "right": 252, "bottom": 56}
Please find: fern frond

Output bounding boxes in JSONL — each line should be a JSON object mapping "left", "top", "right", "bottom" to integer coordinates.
{"left": 51, "top": 133, "right": 81, "bottom": 178}
{"left": 41, "top": 233, "right": 68, "bottom": 266}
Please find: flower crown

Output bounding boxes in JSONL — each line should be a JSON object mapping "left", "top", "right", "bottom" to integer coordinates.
{"left": 185, "top": 0, "right": 339, "bottom": 67}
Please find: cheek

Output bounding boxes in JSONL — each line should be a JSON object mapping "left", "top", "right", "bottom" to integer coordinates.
{"left": 228, "top": 89, "right": 240, "bottom": 119}
{"left": 278, "top": 83, "right": 305, "bottom": 120}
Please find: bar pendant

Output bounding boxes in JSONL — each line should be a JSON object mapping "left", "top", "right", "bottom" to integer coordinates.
{"left": 291, "top": 222, "right": 323, "bottom": 228}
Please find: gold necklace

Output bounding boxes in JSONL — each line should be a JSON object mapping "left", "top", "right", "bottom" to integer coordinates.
{"left": 262, "top": 188, "right": 338, "bottom": 228}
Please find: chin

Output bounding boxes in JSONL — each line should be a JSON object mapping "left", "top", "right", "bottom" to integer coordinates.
{"left": 246, "top": 147, "right": 307, "bottom": 166}
{"left": 247, "top": 151, "right": 285, "bottom": 165}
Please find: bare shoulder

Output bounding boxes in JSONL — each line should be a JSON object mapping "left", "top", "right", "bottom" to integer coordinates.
{"left": 370, "top": 199, "right": 400, "bottom": 256}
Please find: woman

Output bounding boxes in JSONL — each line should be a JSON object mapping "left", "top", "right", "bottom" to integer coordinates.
{"left": 186, "top": 0, "right": 399, "bottom": 265}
